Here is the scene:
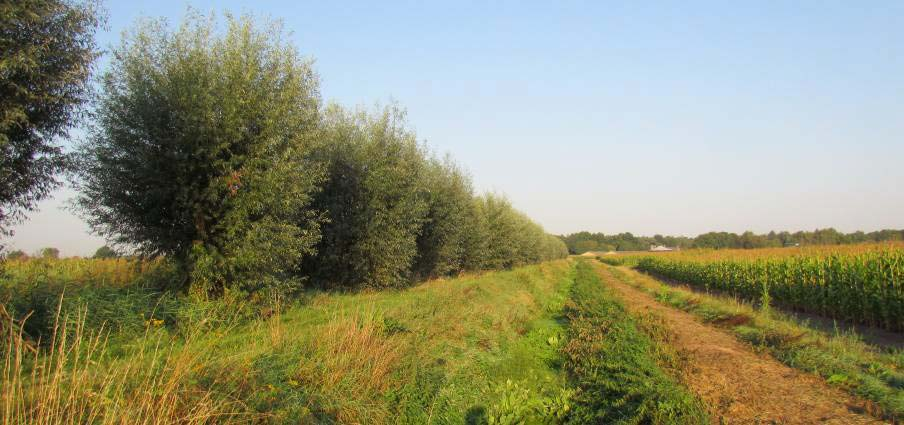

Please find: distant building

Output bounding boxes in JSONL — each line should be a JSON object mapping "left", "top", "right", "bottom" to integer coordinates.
{"left": 649, "top": 245, "right": 674, "bottom": 252}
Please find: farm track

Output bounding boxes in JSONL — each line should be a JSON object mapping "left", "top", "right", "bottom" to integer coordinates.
{"left": 590, "top": 262, "right": 886, "bottom": 424}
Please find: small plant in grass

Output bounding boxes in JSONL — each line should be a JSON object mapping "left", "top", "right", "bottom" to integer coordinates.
{"left": 760, "top": 281, "right": 772, "bottom": 318}
{"left": 487, "top": 379, "right": 572, "bottom": 424}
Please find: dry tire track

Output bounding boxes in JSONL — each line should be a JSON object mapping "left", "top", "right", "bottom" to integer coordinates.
{"left": 590, "top": 262, "right": 886, "bottom": 424}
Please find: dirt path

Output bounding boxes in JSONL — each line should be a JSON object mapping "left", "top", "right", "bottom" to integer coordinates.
{"left": 591, "top": 263, "right": 886, "bottom": 424}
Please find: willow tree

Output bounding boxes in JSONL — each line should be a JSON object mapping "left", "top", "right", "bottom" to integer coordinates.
{"left": 74, "top": 13, "right": 324, "bottom": 296}
{"left": 0, "top": 0, "right": 100, "bottom": 242}
{"left": 301, "top": 104, "right": 428, "bottom": 289}
{"left": 411, "top": 156, "right": 476, "bottom": 279}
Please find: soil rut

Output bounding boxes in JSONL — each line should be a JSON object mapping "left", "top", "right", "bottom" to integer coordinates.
{"left": 591, "top": 263, "right": 885, "bottom": 424}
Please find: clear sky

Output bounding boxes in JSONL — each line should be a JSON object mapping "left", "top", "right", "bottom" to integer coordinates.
{"left": 8, "top": 0, "right": 904, "bottom": 256}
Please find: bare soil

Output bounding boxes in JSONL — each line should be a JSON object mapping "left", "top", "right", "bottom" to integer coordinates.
{"left": 591, "top": 263, "right": 887, "bottom": 424}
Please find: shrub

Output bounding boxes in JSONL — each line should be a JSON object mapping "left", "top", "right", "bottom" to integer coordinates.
{"left": 301, "top": 104, "right": 428, "bottom": 289}
{"left": 73, "top": 13, "right": 324, "bottom": 296}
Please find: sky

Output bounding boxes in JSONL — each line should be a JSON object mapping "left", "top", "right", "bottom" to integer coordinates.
{"left": 7, "top": 0, "right": 904, "bottom": 256}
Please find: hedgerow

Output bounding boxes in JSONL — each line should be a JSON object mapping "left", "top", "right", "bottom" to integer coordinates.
{"left": 72, "top": 12, "right": 567, "bottom": 295}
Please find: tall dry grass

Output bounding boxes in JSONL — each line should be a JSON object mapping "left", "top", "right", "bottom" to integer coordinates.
{"left": 1, "top": 299, "right": 248, "bottom": 425}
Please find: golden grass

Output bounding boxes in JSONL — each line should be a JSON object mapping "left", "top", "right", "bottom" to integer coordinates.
{"left": 1, "top": 302, "right": 246, "bottom": 425}
{"left": 2, "top": 258, "right": 160, "bottom": 288}
{"left": 0, "top": 259, "right": 575, "bottom": 424}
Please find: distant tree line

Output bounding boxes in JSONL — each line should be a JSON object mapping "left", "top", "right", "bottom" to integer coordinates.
{"left": 0, "top": 11, "right": 567, "bottom": 296}
{"left": 561, "top": 228, "right": 904, "bottom": 254}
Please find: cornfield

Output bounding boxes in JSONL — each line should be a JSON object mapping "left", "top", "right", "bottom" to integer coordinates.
{"left": 1, "top": 258, "right": 157, "bottom": 289}
{"left": 629, "top": 244, "right": 904, "bottom": 331}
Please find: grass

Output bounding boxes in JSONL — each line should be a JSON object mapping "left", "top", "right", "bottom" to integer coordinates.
{"left": 1, "top": 304, "right": 246, "bottom": 424}
{"left": 0, "top": 258, "right": 183, "bottom": 345}
{"left": 603, "top": 263, "right": 904, "bottom": 422}
{"left": 561, "top": 261, "right": 708, "bottom": 424}
{"left": 2, "top": 259, "right": 582, "bottom": 424}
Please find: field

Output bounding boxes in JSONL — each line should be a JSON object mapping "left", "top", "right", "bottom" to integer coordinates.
{"left": 600, "top": 242, "right": 904, "bottom": 331}
{"left": 2, "top": 253, "right": 901, "bottom": 424}
{"left": 4, "top": 2, "right": 903, "bottom": 424}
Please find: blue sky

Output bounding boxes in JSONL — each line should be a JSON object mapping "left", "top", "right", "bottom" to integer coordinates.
{"left": 8, "top": 0, "right": 904, "bottom": 255}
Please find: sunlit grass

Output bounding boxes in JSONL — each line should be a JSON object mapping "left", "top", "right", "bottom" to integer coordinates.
{"left": 2, "top": 259, "right": 578, "bottom": 424}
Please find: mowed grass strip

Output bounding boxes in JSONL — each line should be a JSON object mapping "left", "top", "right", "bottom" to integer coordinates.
{"left": 561, "top": 261, "right": 708, "bottom": 424}
{"left": 604, "top": 264, "right": 904, "bottom": 422}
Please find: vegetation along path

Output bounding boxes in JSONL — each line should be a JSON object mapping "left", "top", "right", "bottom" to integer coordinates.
{"left": 588, "top": 261, "right": 885, "bottom": 424}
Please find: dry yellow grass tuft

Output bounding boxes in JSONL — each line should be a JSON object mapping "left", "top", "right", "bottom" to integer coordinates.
{"left": 1, "top": 303, "right": 246, "bottom": 425}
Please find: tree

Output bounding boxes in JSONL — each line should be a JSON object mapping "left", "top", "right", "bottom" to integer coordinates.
{"left": 573, "top": 239, "right": 599, "bottom": 254}
{"left": 39, "top": 247, "right": 59, "bottom": 259}
{"left": 412, "top": 156, "right": 476, "bottom": 279}
{"left": 0, "top": 0, "right": 100, "bottom": 242}
{"left": 92, "top": 245, "right": 117, "bottom": 259}
{"left": 4, "top": 249, "right": 27, "bottom": 260}
{"left": 301, "top": 104, "right": 428, "bottom": 289}
{"left": 73, "top": 13, "right": 324, "bottom": 296}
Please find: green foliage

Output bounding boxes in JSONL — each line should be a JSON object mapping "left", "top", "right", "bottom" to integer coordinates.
{"left": 39, "top": 247, "right": 59, "bottom": 259}
{"left": 301, "top": 104, "right": 427, "bottom": 289}
{"left": 301, "top": 105, "right": 567, "bottom": 289}
{"left": 67, "top": 10, "right": 566, "bottom": 296}
{"left": 92, "top": 245, "right": 118, "bottom": 259}
{"left": 73, "top": 13, "right": 324, "bottom": 296}
{"left": 487, "top": 380, "right": 573, "bottom": 424}
{"left": 562, "top": 261, "right": 708, "bottom": 424}
{"left": 635, "top": 249, "right": 904, "bottom": 331}
{"left": 0, "top": 0, "right": 100, "bottom": 239}
{"left": 471, "top": 194, "right": 567, "bottom": 271}
{"left": 3, "top": 249, "right": 26, "bottom": 260}
{"left": 561, "top": 231, "right": 693, "bottom": 253}
{"left": 562, "top": 228, "right": 904, "bottom": 253}
{"left": 412, "top": 156, "right": 476, "bottom": 279}
{"left": 572, "top": 239, "right": 598, "bottom": 254}
{"left": 0, "top": 257, "right": 183, "bottom": 342}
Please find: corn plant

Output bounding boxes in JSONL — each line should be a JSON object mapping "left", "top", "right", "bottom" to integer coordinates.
{"left": 634, "top": 247, "right": 904, "bottom": 331}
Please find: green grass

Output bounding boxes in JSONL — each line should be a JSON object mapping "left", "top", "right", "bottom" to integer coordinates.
{"left": 3, "top": 260, "right": 582, "bottom": 424}
{"left": 604, "top": 263, "right": 904, "bottom": 422}
{"left": 2, "top": 257, "right": 729, "bottom": 424}
{"left": 561, "top": 261, "right": 708, "bottom": 424}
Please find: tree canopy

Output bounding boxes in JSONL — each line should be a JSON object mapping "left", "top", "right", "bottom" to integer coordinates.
{"left": 73, "top": 13, "right": 324, "bottom": 295}
{"left": 0, "top": 0, "right": 100, "bottom": 243}
{"left": 561, "top": 228, "right": 904, "bottom": 254}
{"left": 73, "top": 12, "right": 567, "bottom": 295}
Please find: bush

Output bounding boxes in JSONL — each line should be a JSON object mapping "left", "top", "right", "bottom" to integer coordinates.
{"left": 411, "top": 156, "right": 477, "bottom": 280}
{"left": 73, "top": 13, "right": 324, "bottom": 296}
{"left": 300, "top": 104, "right": 428, "bottom": 289}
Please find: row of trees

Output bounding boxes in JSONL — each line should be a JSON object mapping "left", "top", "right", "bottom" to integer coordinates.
{"left": 561, "top": 232, "right": 692, "bottom": 253}
{"left": 0, "top": 7, "right": 566, "bottom": 295}
{"left": 3, "top": 245, "right": 118, "bottom": 260}
{"left": 562, "top": 228, "right": 904, "bottom": 254}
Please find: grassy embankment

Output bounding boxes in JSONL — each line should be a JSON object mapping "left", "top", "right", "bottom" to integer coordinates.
{"left": 1, "top": 256, "right": 718, "bottom": 424}
{"left": 601, "top": 263, "right": 904, "bottom": 422}
{"left": 2, "top": 259, "right": 577, "bottom": 423}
